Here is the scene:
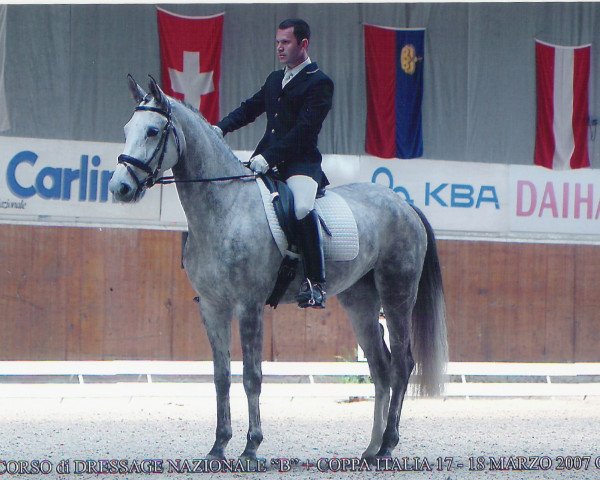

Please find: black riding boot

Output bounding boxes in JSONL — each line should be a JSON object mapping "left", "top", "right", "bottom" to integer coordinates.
{"left": 296, "top": 209, "right": 326, "bottom": 309}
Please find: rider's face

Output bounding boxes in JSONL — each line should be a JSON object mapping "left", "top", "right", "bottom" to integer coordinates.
{"left": 276, "top": 27, "right": 308, "bottom": 69}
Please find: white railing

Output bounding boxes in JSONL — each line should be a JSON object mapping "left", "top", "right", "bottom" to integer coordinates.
{"left": 0, "top": 361, "right": 597, "bottom": 398}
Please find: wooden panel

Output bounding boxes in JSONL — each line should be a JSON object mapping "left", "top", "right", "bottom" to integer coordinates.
{"left": 170, "top": 266, "right": 210, "bottom": 360}
{"left": 4, "top": 224, "right": 36, "bottom": 358}
{"left": 100, "top": 229, "right": 175, "bottom": 359}
{"left": 574, "top": 246, "right": 600, "bottom": 360}
{"left": 2, "top": 225, "right": 600, "bottom": 362}
{"left": 69, "top": 228, "right": 105, "bottom": 359}
{"left": 437, "top": 241, "right": 460, "bottom": 360}
{"left": 271, "top": 298, "right": 356, "bottom": 362}
{"left": 482, "top": 242, "right": 519, "bottom": 361}
{"left": 438, "top": 240, "right": 581, "bottom": 362}
{"left": 512, "top": 244, "right": 547, "bottom": 361}
{"left": 440, "top": 241, "right": 490, "bottom": 361}
{"left": 543, "top": 245, "right": 576, "bottom": 362}
{"left": 306, "top": 297, "right": 356, "bottom": 361}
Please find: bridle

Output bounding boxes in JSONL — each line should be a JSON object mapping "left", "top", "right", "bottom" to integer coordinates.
{"left": 117, "top": 98, "right": 184, "bottom": 197}
{"left": 117, "top": 98, "right": 256, "bottom": 198}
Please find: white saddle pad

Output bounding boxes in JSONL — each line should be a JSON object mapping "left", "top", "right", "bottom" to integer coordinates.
{"left": 257, "top": 178, "right": 359, "bottom": 261}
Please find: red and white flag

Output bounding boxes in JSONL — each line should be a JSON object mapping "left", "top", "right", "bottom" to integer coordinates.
{"left": 534, "top": 40, "right": 591, "bottom": 170}
{"left": 156, "top": 8, "right": 224, "bottom": 124}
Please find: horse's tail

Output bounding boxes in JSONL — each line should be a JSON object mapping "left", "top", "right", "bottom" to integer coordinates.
{"left": 409, "top": 204, "right": 448, "bottom": 397}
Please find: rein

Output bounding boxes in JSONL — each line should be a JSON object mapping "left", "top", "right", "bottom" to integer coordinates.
{"left": 155, "top": 172, "right": 257, "bottom": 185}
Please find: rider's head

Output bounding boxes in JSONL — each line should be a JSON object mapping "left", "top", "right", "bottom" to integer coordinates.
{"left": 276, "top": 19, "right": 310, "bottom": 69}
{"left": 278, "top": 19, "right": 311, "bottom": 45}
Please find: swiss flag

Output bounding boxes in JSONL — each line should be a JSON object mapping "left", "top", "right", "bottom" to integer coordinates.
{"left": 156, "top": 8, "right": 224, "bottom": 124}
{"left": 534, "top": 40, "right": 591, "bottom": 170}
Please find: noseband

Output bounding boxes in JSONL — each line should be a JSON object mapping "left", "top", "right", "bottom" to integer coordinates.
{"left": 117, "top": 99, "right": 183, "bottom": 196}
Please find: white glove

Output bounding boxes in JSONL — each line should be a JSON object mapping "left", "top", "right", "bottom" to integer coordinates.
{"left": 211, "top": 125, "right": 223, "bottom": 138}
{"left": 249, "top": 155, "right": 269, "bottom": 174}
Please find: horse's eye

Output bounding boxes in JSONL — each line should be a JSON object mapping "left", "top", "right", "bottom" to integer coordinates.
{"left": 147, "top": 127, "right": 160, "bottom": 137}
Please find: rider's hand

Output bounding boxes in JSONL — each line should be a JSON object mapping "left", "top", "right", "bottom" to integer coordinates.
{"left": 249, "top": 155, "right": 269, "bottom": 174}
{"left": 211, "top": 125, "right": 223, "bottom": 138}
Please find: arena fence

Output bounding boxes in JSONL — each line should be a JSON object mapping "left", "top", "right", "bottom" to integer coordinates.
{"left": 0, "top": 361, "right": 598, "bottom": 399}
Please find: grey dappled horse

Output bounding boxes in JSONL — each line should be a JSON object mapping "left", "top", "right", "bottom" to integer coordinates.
{"left": 109, "top": 77, "right": 448, "bottom": 463}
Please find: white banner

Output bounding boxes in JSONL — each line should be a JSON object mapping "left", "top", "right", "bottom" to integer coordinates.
{"left": 358, "top": 156, "right": 508, "bottom": 234}
{"left": 509, "top": 165, "right": 600, "bottom": 236}
{"left": 1, "top": 137, "right": 599, "bottom": 243}
{"left": 0, "top": 137, "right": 160, "bottom": 226}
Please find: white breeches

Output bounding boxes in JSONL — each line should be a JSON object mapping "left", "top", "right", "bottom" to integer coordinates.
{"left": 286, "top": 175, "right": 318, "bottom": 220}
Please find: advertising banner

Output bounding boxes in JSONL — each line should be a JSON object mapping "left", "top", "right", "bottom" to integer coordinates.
{"left": 0, "top": 137, "right": 161, "bottom": 226}
{"left": 359, "top": 156, "right": 508, "bottom": 234}
{"left": 1, "top": 136, "right": 598, "bottom": 243}
{"left": 510, "top": 165, "right": 600, "bottom": 236}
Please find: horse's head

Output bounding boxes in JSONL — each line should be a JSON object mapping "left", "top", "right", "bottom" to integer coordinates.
{"left": 109, "top": 75, "right": 186, "bottom": 202}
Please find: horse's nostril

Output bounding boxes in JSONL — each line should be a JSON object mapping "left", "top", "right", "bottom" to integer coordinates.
{"left": 118, "top": 183, "right": 131, "bottom": 196}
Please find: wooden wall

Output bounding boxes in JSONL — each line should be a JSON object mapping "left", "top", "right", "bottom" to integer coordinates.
{"left": 0, "top": 224, "right": 598, "bottom": 362}
{"left": 439, "top": 241, "right": 599, "bottom": 362}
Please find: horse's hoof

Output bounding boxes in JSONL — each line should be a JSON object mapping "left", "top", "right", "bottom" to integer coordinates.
{"left": 375, "top": 448, "right": 394, "bottom": 460}
{"left": 362, "top": 454, "right": 378, "bottom": 467}
{"left": 238, "top": 455, "right": 267, "bottom": 472}
{"left": 205, "top": 452, "right": 225, "bottom": 461}
{"left": 364, "top": 452, "right": 394, "bottom": 470}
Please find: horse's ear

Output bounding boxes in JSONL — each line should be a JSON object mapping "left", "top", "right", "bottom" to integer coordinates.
{"left": 127, "top": 74, "right": 147, "bottom": 103}
{"left": 148, "top": 75, "right": 169, "bottom": 111}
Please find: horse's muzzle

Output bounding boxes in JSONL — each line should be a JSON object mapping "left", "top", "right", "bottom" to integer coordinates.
{"left": 108, "top": 166, "right": 143, "bottom": 203}
{"left": 110, "top": 181, "right": 133, "bottom": 201}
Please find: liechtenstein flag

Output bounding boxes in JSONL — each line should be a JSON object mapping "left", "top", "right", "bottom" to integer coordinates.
{"left": 365, "top": 25, "right": 425, "bottom": 159}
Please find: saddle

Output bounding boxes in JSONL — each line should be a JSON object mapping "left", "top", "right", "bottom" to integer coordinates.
{"left": 260, "top": 174, "right": 328, "bottom": 308}
{"left": 256, "top": 173, "right": 359, "bottom": 308}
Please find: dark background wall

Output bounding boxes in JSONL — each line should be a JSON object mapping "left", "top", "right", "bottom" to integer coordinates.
{"left": 3, "top": 3, "right": 600, "bottom": 166}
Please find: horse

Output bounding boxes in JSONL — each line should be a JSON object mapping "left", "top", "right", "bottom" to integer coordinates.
{"left": 108, "top": 76, "right": 448, "bottom": 463}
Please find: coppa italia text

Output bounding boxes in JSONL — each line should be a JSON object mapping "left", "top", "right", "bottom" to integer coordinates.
{"left": 0, "top": 455, "right": 599, "bottom": 474}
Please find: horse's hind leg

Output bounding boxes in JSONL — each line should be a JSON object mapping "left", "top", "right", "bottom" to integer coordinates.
{"left": 338, "top": 272, "right": 390, "bottom": 461}
{"left": 375, "top": 272, "right": 418, "bottom": 458}
{"left": 199, "top": 300, "right": 234, "bottom": 460}
{"left": 237, "top": 303, "right": 264, "bottom": 461}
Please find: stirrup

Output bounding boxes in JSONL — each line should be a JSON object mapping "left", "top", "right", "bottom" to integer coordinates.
{"left": 297, "top": 279, "right": 326, "bottom": 309}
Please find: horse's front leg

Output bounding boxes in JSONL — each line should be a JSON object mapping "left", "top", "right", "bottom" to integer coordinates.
{"left": 199, "top": 300, "right": 234, "bottom": 460}
{"left": 236, "top": 302, "right": 265, "bottom": 461}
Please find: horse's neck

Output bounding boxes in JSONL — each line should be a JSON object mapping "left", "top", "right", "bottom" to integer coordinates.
{"left": 171, "top": 103, "right": 251, "bottom": 233}
{"left": 174, "top": 105, "right": 245, "bottom": 180}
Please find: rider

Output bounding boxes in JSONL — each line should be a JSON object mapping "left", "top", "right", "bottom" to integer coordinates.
{"left": 213, "top": 19, "right": 334, "bottom": 309}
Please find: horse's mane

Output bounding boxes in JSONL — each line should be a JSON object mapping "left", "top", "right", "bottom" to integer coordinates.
{"left": 170, "top": 98, "right": 241, "bottom": 165}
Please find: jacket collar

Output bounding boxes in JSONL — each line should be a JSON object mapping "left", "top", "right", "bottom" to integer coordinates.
{"left": 282, "top": 62, "right": 319, "bottom": 90}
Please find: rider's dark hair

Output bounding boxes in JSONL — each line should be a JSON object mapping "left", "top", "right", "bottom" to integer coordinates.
{"left": 278, "top": 19, "right": 311, "bottom": 45}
